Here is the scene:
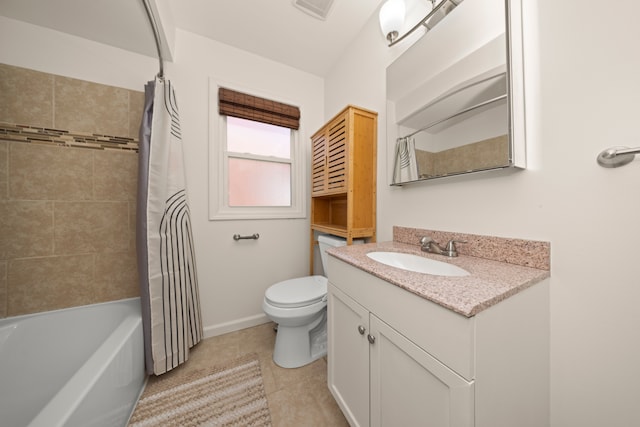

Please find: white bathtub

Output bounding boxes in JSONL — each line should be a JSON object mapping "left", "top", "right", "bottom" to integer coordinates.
{"left": 0, "top": 298, "right": 145, "bottom": 427}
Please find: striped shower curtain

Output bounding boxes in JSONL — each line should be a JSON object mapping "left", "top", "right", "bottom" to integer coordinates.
{"left": 137, "top": 77, "right": 203, "bottom": 375}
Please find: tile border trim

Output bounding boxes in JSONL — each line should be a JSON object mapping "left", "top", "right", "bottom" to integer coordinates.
{"left": 0, "top": 122, "right": 139, "bottom": 152}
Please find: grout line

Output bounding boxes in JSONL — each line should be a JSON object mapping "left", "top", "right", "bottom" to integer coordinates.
{"left": 51, "top": 75, "right": 56, "bottom": 128}
{"left": 2, "top": 141, "right": 8, "bottom": 199}
{"left": 51, "top": 200, "right": 56, "bottom": 256}
{"left": 92, "top": 151, "right": 95, "bottom": 201}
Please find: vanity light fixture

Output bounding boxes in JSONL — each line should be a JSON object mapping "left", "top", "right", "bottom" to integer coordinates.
{"left": 384, "top": 0, "right": 463, "bottom": 47}
{"left": 379, "top": 0, "right": 406, "bottom": 43}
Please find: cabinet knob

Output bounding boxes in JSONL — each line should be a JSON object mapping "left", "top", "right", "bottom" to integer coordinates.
{"left": 357, "top": 325, "right": 366, "bottom": 335}
{"left": 367, "top": 334, "right": 376, "bottom": 344}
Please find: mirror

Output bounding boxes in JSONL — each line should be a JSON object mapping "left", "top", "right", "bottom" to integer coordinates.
{"left": 386, "top": 0, "right": 526, "bottom": 185}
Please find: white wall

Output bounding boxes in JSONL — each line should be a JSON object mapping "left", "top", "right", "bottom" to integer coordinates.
{"left": 0, "top": 16, "right": 157, "bottom": 90}
{"left": 325, "top": 1, "right": 640, "bottom": 426}
{"left": 170, "top": 29, "right": 324, "bottom": 337}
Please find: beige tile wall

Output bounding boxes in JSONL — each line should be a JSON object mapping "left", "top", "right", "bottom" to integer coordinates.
{"left": 0, "top": 65, "right": 54, "bottom": 128}
{"left": 0, "top": 63, "right": 144, "bottom": 318}
{"left": 416, "top": 135, "right": 509, "bottom": 178}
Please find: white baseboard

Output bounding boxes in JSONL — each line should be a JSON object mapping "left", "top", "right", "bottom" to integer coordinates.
{"left": 203, "top": 313, "right": 271, "bottom": 339}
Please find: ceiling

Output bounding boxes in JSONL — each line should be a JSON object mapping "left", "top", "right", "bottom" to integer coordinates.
{"left": 0, "top": 0, "right": 386, "bottom": 76}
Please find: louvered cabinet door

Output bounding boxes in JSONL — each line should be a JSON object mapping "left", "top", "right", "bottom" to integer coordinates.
{"left": 326, "top": 114, "right": 348, "bottom": 194}
{"left": 311, "top": 132, "right": 327, "bottom": 195}
{"left": 311, "top": 112, "right": 348, "bottom": 197}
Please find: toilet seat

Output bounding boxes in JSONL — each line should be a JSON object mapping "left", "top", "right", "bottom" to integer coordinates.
{"left": 265, "top": 276, "right": 327, "bottom": 308}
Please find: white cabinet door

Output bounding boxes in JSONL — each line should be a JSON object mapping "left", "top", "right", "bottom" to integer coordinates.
{"left": 369, "top": 315, "right": 474, "bottom": 427}
{"left": 328, "top": 285, "right": 370, "bottom": 427}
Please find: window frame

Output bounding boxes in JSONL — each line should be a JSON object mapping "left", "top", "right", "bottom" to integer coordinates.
{"left": 209, "top": 79, "right": 306, "bottom": 220}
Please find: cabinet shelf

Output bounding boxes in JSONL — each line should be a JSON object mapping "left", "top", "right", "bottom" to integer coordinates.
{"left": 311, "top": 223, "right": 375, "bottom": 239}
{"left": 311, "top": 223, "right": 347, "bottom": 235}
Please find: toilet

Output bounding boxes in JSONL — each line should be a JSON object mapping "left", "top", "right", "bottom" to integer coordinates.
{"left": 263, "top": 234, "right": 362, "bottom": 368}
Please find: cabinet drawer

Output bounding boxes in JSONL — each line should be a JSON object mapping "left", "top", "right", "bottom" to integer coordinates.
{"left": 328, "top": 256, "right": 476, "bottom": 380}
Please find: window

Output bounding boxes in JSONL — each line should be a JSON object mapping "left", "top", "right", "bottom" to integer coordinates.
{"left": 209, "top": 83, "right": 305, "bottom": 220}
{"left": 226, "top": 117, "right": 291, "bottom": 207}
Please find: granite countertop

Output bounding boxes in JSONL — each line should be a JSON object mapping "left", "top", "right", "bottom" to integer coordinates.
{"left": 327, "top": 241, "right": 550, "bottom": 317}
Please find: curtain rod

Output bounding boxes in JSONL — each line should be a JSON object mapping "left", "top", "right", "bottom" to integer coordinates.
{"left": 142, "top": 0, "right": 164, "bottom": 79}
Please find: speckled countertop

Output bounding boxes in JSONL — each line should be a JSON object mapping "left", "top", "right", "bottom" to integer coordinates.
{"left": 327, "top": 241, "right": 550, "bottom": 318}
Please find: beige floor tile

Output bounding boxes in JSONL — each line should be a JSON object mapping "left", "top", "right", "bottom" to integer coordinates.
{"left": 314, "top": 380, "right": 350, "bottom": 427}
{"left": 267, "top": 381, "right": 327, "bottom": 427}
{"left": 268, "top": 356, "right": 329, "bottom": 392}
{"left": 140, "top": 322, "right": 348, "bottom": 426}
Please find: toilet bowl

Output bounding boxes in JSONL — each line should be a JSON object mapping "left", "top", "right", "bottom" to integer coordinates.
{"left": 262, "top": 275, "right": 328, "bottom": 368}
{"left": 262, "top": 234, "right": 362, "bottom": 368}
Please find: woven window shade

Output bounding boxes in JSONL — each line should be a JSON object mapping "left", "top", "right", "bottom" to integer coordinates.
{"left": 218, "top": 87, "right": 300, "bottom": 130}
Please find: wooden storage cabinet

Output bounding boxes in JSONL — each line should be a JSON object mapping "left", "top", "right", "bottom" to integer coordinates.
{"left": 310, "top": 106, "right": 377, "bottom": 273}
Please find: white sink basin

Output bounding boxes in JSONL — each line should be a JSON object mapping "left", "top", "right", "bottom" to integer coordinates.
{"left": 366, "top": 251, "right": 470, "bottom": 277}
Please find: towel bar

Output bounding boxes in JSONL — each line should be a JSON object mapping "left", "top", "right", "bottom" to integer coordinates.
{"left": 597, "top": 146, "right": 640, "bottom": 168}
{"left": 233, "top": 233, "right": 260, "bottom": 241}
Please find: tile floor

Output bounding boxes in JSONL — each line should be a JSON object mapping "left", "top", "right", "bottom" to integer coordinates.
{"left": 140, "top": 322, "right": 349, "bottom": 427}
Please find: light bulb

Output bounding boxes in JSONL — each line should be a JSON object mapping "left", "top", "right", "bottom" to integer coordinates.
{"left": 379, "top": 0, "right": 406, "bottom": 42}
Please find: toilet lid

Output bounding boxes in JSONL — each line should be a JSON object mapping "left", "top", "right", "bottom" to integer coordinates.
{"left": 265, "top": 276, "right": 328, "bottom": 308}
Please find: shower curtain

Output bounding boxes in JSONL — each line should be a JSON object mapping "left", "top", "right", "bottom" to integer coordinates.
{"left": 137, "top": 77, "right": 203, "bottom": 375}
{"left": 392, "top": 136, "right": 419, "bottom": 184}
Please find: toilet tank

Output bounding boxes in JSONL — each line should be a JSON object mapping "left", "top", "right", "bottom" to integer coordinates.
{"left": 317, "top": 234, "right": 363, "bottom": 277}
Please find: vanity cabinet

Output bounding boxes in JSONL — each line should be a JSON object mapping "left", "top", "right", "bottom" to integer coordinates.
{"left": 310, "top": 105, "right": 377, "bottom": 273}
{"left": 329, "top": 285, "right": 473, "bottom": 427}
{"left": 327, "top": 255, "right": 550, "bottom": 427}
{"left": 327, "top": 286, "right": 370, "bottom": 426}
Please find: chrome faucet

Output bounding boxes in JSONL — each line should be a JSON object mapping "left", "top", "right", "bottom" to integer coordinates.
{"left": 419, "top": 236, "right": 466, "bottom": 257}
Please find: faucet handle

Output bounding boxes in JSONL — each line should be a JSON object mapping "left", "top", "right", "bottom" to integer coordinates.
{"left": 445, "top": 240, "right": 467, "bottom": 256}
{"left": 419, "top": 236, "right": 433, "bottom": 245}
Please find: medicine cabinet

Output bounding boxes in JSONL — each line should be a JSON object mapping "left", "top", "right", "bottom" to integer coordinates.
{"left": 387, "top": 0, "right": 526, "bottom": 185}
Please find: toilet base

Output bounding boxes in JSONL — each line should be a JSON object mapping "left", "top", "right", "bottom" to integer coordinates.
{"left": 272, "top": 310, "right": 327, "bottom": 368}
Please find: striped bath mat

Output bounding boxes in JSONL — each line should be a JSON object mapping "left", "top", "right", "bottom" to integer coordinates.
{"left": 129, "top": 353, "right": 272, "bottom": 426}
